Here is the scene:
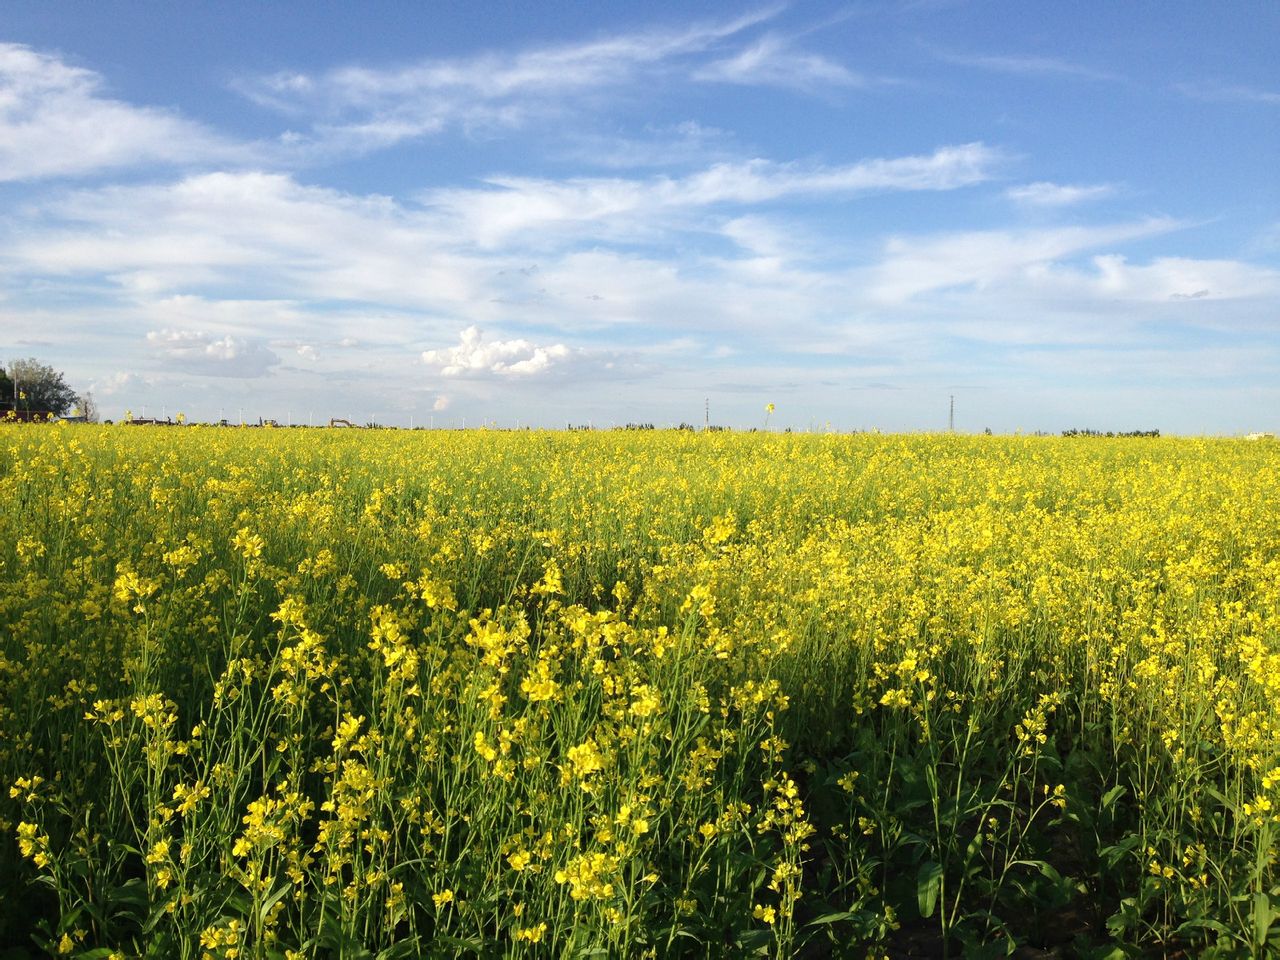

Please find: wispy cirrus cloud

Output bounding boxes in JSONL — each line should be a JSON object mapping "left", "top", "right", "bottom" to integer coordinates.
{"left": 230, "top": 8, "right": 874, "bottom": 156}
{"left": 933, "top": 49, "right": 1117, "bottom": 81}
{"left": 1006, "top": 181, "right": 1116, "bottom": 207}
{"left": 1038, "top": 254, "right": 1280, "bottom": 304}
{"left": 239, "top": 9, "right": 777, "bottom": 113}
{"left": 556, "top": 121, "right": 736, "bottom": 170}
{"left": 0, "top": 43, "right": 247, "bottom": 181}
{"left": 426, "top": 142, "right": 1003, "bottom": 245}
{"left": 867, "top": 218, "right": 1183, "bottom": 302}
{"left": 694, "top": 34, "right": 864, "bottom": 89}
{"left": 1173, "top": 79, "right": 1280, "bottom": 105}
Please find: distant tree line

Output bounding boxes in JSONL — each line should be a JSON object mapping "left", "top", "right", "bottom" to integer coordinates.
{"left": 1062, "top": 428, "right": 1160, "bottom": 438}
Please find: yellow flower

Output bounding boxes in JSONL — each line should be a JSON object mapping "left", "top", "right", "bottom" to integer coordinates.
{"left": 565, "top": 739, "right": 605, "bottom": 781}
{"left": 514, "top": 922, "right": 547, "bottom": 943}
{"left": 146, "top": 838, "right": 170, "bottom": 864}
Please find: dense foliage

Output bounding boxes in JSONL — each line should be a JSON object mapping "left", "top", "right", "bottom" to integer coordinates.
{"left": 1, "top": 425, "right": 1278, "bottom": 958}
{"left": 2, "top": 359, "right": 81, "bottom": 417}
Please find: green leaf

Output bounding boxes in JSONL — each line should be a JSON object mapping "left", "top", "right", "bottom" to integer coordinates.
{"left": 917, "top": 860, "right": 943, "bottom": 919}
{"left": 1174, "top": 917, "right": 1235, "bottom": 939}
{"left": 1254, "top": 892, "right": 1274, "bottom": 949}
{"left": 1099, "top": 833, "right": 1142, "bottom": 868}
{"left": 734, "top": 928, "right": 773, "bottom": 951}
{"left": 260, "top": 882, "right": 293, "bottom": 923}
{"left": 807, "top": 911, "right": 858, "bottom": 925}
{"left": 1100, "top": 784, "right": 1127, "bottom": 811}
{"left": 1019, "top": 858, "right": 1064, "bottom": 884}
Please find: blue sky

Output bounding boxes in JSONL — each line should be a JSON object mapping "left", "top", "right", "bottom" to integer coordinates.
{"left": 1, "top": 1, "right": 1277, "bottom": 431}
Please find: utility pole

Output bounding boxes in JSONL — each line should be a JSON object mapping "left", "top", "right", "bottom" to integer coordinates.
{"left": 704, "top": 397, "right": 709, "bottom": 432}
{"left": 949, "top": 395, "right": 955, "bottom": 433}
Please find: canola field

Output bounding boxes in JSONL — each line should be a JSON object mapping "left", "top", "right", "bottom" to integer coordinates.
{"left": 1, "top": 424, "right": 1279, "bottom": 958}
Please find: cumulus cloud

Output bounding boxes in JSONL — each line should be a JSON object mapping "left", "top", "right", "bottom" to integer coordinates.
{"left": 0, "top": 43, "right": 245, "bottom": 181}
{"left": 145, "top": 329, "right": 280, "bottom": 377}
{"left": 421, "top": 327, "right": 576, "bottom": 378}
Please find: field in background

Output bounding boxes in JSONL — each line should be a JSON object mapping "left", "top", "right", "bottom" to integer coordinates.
{"left": 1, "top": 425, "right": 1279, "bottom": 958}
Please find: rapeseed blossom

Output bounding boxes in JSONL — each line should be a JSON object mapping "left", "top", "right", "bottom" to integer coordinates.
{"left": 2, "top": 425, "right": 1279, "bottom": 957}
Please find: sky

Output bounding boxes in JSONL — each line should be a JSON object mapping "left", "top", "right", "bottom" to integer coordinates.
{"left": 1, "top": 1, "right": 1277, "bottom": 432}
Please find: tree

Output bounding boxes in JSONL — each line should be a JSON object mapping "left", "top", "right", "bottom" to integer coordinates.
{"left": 0, "top": 367, "right": 12, "bottom": 411}
{"left": 77, "top": 391, "right": 100, "bottom": 423}
{"left": 6, "top": 358, "right": 80, "bottom": 417}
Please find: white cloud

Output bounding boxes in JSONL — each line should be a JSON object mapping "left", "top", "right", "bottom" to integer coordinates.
{"left": 428, "top": 143, "right": 1001, "bottom": 245}
{"left": 720, "top": 214, "right": 820, "bottom": 261}
{"left": 5, "top": 156, "right": 1275, "bottom": 422}
{"left": 694, "top": 34, "right": 863, "bottom": 89}
{"left": 556, "top": 120, "right": 734, "bottom": 170}
{"left": 421, "top": 326, "right": 575, "bottom": 377}
{"left": 1033, "top": 254, "right": 1280, "bottom": 303}
{"left": 1006, "top": 181, "right": 1115, "bottom": 207}
{"left": 5, "top": 145, "right": 998, "bottom": 306}
{"left": 1174, "top": 80, "right": 1280, "bottom": 106}
{"left": 233, "top": 9, "right": 782, "bottom": 154}
{"left": 90, "top": 371, "right": 150, "bottom": 396}
{"left": 12, "top": 172, "right": 480, "bottom": 307}
{"left": 146, "top": 329, "right": 280, "bottom": 377}
{"left": 936, "top": 50, "right": 1117, "bottom": 81}
{"left": 867, "top": 218, "right": 1181, "bottom": 303}
{"left": 432, "top": 395, "right": 451, "bottom": 411}
{"left": 296, "top": 344, "right": 319, "bottom": 361}
{"left": 0, "top": 43, "right": 244, "bottom": 181}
